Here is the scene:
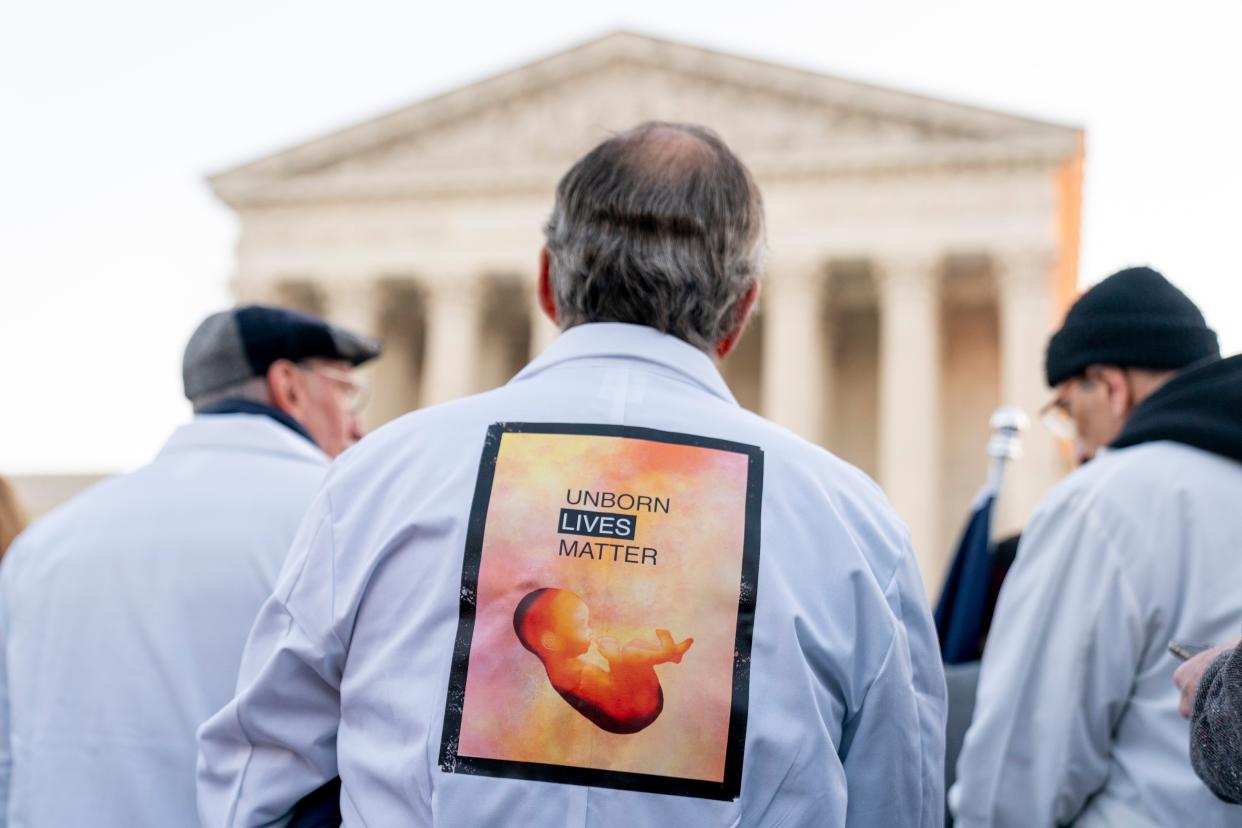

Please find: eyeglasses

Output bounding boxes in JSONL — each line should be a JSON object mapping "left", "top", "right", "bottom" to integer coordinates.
{"left": 300, "top": 364, "right": 369, "bottom": 414}
{"left": 1039, "top": 397, "right": 1077, "bottom": 441}
{"left": 1039, "top": 375, "right": 1093, "bottom": 442}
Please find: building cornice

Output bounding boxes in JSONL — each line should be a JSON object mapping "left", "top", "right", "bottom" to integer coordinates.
{"left": 209, "top": 31, "right": 1083, "bottom": 210}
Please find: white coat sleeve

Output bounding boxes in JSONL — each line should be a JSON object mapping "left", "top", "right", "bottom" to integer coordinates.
{"left": 197, "top": 490, "right": 346, "bottom": 828}
{"left": 949, "top": 491, "right": 1145, "bottom": 827}
{"left": 843, "top": 540, "right": 948, "bottom": 828}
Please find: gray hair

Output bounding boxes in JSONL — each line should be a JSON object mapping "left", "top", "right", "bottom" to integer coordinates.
{"left": 189, "top": 375, "right": 271, "bottom": 413}
{"left": 543, "top": 122, "right": 766, "bottom": 352}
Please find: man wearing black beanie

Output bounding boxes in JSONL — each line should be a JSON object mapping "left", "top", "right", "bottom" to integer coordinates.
{"left": 952, "top": 267, "right": 1242, "bottom": 827}
{"left": 1042, "top": 265, "right": 1222, "bottom": 465}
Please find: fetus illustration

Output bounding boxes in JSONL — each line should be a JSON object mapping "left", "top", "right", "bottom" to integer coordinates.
{"left": 513, "top": 587, "right": 694, "bottom": 734}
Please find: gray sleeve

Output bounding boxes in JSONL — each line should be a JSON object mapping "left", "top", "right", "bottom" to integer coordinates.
{"left": 1190, "top": 644, "right": 1242, "bottom": 804}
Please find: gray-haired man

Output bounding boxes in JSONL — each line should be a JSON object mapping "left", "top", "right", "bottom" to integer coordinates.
{"left": 198, "top": 122, "right": 945, "bottom": 827}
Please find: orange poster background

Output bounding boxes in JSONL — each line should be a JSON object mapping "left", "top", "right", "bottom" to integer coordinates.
{"left": 456, "top": 431, "right": 750, "bottom": 783}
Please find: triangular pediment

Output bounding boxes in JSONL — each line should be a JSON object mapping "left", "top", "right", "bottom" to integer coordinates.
{"left": 212, "top": 31, "right": 1080, "bottom": 206}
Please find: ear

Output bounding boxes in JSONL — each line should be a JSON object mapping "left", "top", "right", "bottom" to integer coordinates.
{"left": 265, "top": 360, "right": 302, "bottom": 416}
{"left": 538, "top": 247, "right": 558, "bottom": 325}
{"left": 715, "top": 281, "right": 760, "bottom": 360}
{"left": 1095, "top": 366, "right": 1132, "bottom": 417}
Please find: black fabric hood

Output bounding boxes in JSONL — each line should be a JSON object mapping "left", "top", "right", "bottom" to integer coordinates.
{"left": 1112, "top": 354, "right": 1242, "bottom": 463}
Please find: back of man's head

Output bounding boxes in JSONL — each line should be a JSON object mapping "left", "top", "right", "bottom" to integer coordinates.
{"left": 543, "top": 122, "right": 766, "bottom": 353}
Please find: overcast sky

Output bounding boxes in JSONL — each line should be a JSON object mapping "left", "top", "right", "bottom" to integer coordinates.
{"left": 2, "top": 0, "right": 1239, "bottom": 473}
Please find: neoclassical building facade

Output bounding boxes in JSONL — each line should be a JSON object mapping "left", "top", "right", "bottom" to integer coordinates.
{"left": 210, "top": 32, "right": 1084, "bottom": 593}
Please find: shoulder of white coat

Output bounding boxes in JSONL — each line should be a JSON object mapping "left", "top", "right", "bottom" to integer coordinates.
{"left": 1095, "top": 440, "right": 1235, "bottom": 488}
{"left": 343, "top": 386, "right": 509, "bottom": 458}
{"left": 729, "top": 406, "right": 913, "bottom": 582}
{"left": 0, "top": 472, "right": 135, "bottom": 573}
{"left": 721, "top": 405, "right": 873, "bottom": 486}
{"left": 1019, "top": 443, "right": 1210, "bottom": 576}
{"left": 323, "top": 387, "right": 513, "bottom": 502}
{"left": 1033, "top": 441, "right": 1210, "bottom": 525}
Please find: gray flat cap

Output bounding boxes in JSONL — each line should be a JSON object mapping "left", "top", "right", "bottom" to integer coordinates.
{"left": 183, "top": 305, "right": 382, "bottom": 400}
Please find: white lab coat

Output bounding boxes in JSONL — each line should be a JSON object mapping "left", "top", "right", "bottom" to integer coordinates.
{"left": 198, "top": 323, "right": 946, "bottom": 828}
{"left": 0, "top": 415, "right": 328, "bottom": 828}
{"left": 950, "top": 441, "right": 1242, "bottom": 826}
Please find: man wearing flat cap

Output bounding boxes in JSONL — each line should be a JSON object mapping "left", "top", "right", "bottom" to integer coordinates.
{"left": 0, "top": 306, "right": 379, "bottom": 827}
{"left": 951, "top": 267, "right": 1242, "bottom": 827}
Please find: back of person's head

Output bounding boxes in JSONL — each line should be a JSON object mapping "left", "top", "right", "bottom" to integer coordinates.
{"left": 0, "top": 476, "right": 28, "bottom": 560}
{"left": 543, "top": 121, "right": 766, "bottom": 353}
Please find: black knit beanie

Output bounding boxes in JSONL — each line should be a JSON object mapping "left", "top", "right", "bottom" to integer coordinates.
{"left": 1044, "top": 266, "right": 1220, "bottom": 387}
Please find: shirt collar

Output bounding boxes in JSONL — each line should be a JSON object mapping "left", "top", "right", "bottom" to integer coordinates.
{"left": 511, "top": 322, "right": 737, "bottom": 405}
{"left": 157, "top": 413, "right": 330, "bottom": 466}
{"left": 195, "top": 398, "right": 318, "bottom": 447}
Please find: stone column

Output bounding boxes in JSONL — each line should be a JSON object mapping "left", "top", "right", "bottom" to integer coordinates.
{"left": 421, "top": 276, "right": 484, "bottom": 406}
{"left": 996, "top": 249, "right": 1065, "bottom": 535}
{"left": 371, "top": 280, "right": 425, "bottom": 426}
{"left": 877, "top": 255, "right": 943, "bottom": 592}
{"left": 761, "top": 265, "right": 828, "bottom": 442}
{"left": 321, "top": 280, "right": 379, "bottom": 339}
